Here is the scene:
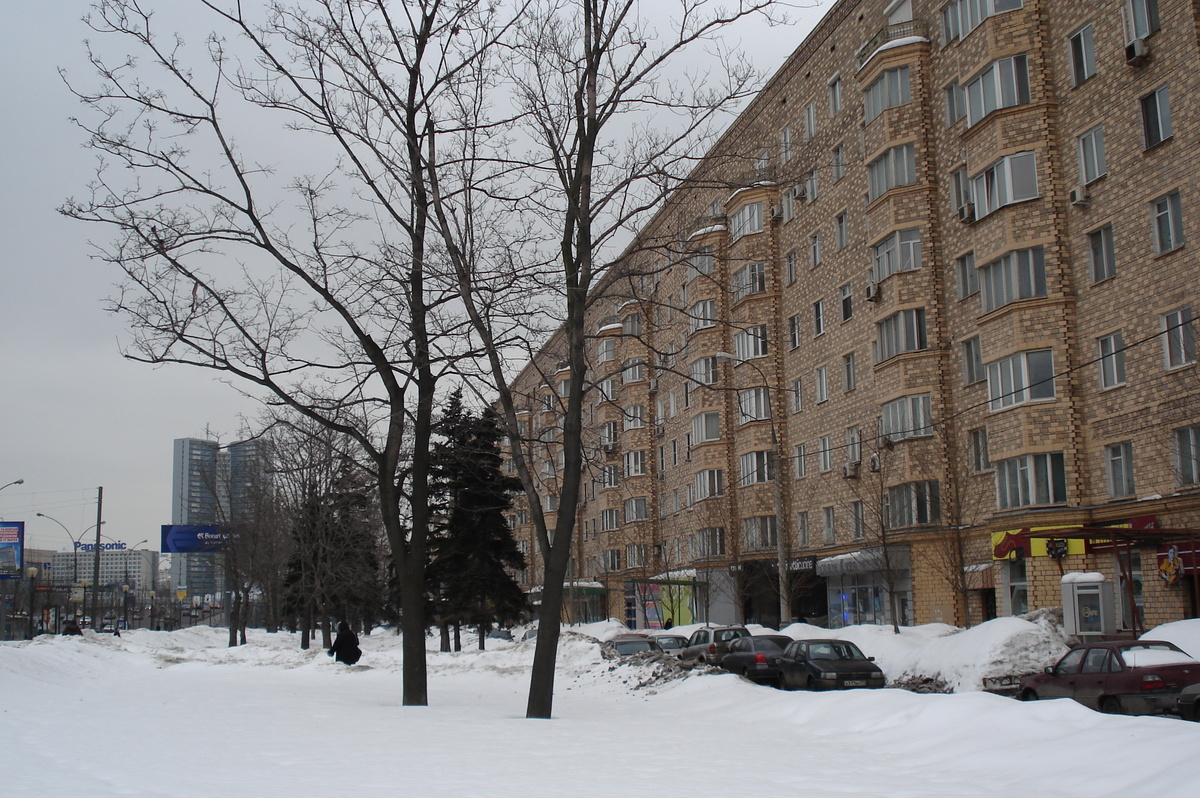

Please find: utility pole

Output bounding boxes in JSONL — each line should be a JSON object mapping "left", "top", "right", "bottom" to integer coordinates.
{"left": 90, "top": 487, "right": 104, "bottom": 625}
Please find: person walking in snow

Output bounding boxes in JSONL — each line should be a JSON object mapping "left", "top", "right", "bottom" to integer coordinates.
{"left": 328, "top": 621, "right": 362, "bottom": 665}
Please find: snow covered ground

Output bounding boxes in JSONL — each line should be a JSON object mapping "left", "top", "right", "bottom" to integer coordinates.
{"left": 3, "top": 618, "right": 1199, "bottom": 797}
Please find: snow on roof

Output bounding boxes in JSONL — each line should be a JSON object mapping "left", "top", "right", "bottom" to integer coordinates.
{"left": 1060, "top": 572, "right": 1105, "bottom": 583}
{"left": 858, "top": 36, "right": 929, "bottom": 71}
{"left": 687, "top": 224, "right": 726, "bottom": 241}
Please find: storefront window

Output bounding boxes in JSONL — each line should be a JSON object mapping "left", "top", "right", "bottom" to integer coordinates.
{"left": 1008, "top": 558, "right": 1028, "bottom": 615}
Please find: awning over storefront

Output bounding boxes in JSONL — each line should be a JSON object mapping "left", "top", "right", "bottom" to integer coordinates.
{"left": 964, "top": 563, "right": 994, "bottom": 591}
{"left": 816, "top": 546, "right": 910, "bottom": 577}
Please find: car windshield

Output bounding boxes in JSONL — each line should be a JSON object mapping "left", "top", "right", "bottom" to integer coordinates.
{"left": 807, "top": 641, "right": 866, "bottom": 660}
{"left": 716, "top": 629, "right": 747, "bottom": 642}
{"left": 655, "top": 637, "right": 684, "bottom": 650}
{"left": 1120, "top": 645, "right": 1196, "bottom": 668}
{"left": 752, "top": 638, "right": 785, "bottom": 652}
{"left": 614, "top": 640, "right": 654, "bottom": 655}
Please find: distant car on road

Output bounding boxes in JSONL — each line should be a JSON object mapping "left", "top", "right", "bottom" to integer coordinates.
{"left": 679, "top": 626, "right": 750, "bottom": 664}
{"left": 1019, "top": 640, "right": 1200, "bottom": 716}
{"left": 720, "top": 635, "right": 790, "bottom": 685}
{"left": 779, "top": 638, "right": 886, "bottom": 691}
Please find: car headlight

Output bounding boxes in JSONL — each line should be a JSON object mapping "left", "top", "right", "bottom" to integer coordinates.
{"left": 820, "top": 672, "right": 838, "bottom": 680}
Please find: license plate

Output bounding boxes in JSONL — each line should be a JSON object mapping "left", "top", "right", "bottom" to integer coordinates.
{"left": 843, "top": 679, "right": 867, "bottom": 687}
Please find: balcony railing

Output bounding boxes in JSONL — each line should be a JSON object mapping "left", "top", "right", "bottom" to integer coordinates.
{"left": 857, "top": 20, "right": 929, "bottom": 69}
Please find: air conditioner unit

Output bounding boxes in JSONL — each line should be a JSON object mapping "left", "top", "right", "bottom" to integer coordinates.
{"left": 868, "top": 453, "right": 880, "bottom": 473}
{"left": 866, "top": 281, "right": 881, "bottom": 302}
{"left": 602, "top": 443, "right": 616, "bottom": 454}
{"left": 647, "top": 378, "right": 659, "bottom": 392}
{"left": 770, "top": 204, "right": 783, "bottom": 220}
{"left": 958, "top": 202, "right": 975, "bottom": 223}
{"left": 842, "top": 462, "right": 860, "bottom": 479}
{"left": 1069, "top": 186, "right": 1089, "bottom": 206}
{"left": 1125, "top": 37, "right": 1149, "bottom": 65}
{"left": 792, "top": 185, "right": 807, "bottom": 202}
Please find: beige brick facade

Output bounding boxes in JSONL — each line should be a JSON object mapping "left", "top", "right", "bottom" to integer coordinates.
{"left": 506, "top": 0, "right": 1200, "bottom": 632}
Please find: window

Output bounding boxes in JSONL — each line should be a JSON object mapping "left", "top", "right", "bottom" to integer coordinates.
{"left": 979, "top": 247, "right": 1046, "bottom": 313}
{"left": 739, "top": 451, "right": 776, "bottom": 484}
{"left": 945, "top": 80, "right": 966, "bottom": 124}
{"left": 987, "top": 349, "right": 1056, "bottom": 410}
{"left": 626, "top": 543, "right": 647, "bottom": 569}
{"left": 790, "top": 378, "right": 803, "bottom": 413}
{"left": 966, "top": 55, "right": 1030, "bottom": 127}
{"left": 623, "top": 449, "right": 646, "bottom": 477}
{"left": 813, "top": 300, "right": 825, "bottom": 336}
{"left": 818, "top": 435, "right": 833, "bottom": 472}
{"left": 689, "top": 299, "right": 717, "bottom": 332}
{"left": 951, "top": 168, "right": 972, "bottom": 215}
{"left": 864, "top": 67, "right": 911, "bottom": 124}
{"left": 737, "top": 387, "right": 772, "bottom": 424}
{"left": 1078, "top": 126, "right": 1106, "bottom": 184}
{"left": 942, "top": 0, "right": 1024, "bottom": 44}
{"left": 1162, "top": 307, "right": 1196, "bottom": 368}
{"left": 730, "top": 202, "right": 764, "bottom": 241}
{"left": 815, "top": 366, "right": 829, "bottom": 403}
{"left": 804, "top": 101, "right": 817, "bottom": 139}
{"left": 623, "top": 313, "right": 642, "bottom": 336}
{"left": 733, "top": 325, "right": 769, "bottom": 360}
{"left": 599, "top": 464, "right": 619, "bottom": 488}
{"left": 693, "top": 411, "right": 721, "bottom": 443}
{"left": 840, "top": 283, "right": 853, "bottom": 321}
{"left": 1175, "top": 424, "right": 1200, "bottom": 486}
{"left": 832, "top": 145, "right": 846, "bottom": 182}
{"left": 850, "top": 501, "right": 865, "bottom": 539}
{"left": 780, "top": 126, "right": 793, "bottom": 163}
{"left": 597, "top": 377, "right": 616, "bottom": 402}
{"left": 688, "top": 247, "right": 714, "bottom": 280}
{"left": 793, "top": 444, "right": 807, "bottom": 478}
{"left": 875, "top": 309, "right": 927, "bottom": 362}
{"left": 601, "top": 508, "right": 620, "bottom": 532}
{"left": 781, "top": 189, "right": 794, "bottom": 223}
{"left": 872, "top": 229, "right": 922, "bottom": 281}
{"left": 597, "top": 337, "right": 615, "bottom": 363}
{"left": 846, "top": 426, "right": 862, "bottom": 464}
{"left": 1152, "top": 192, "right": 1184, "bottom": 254}
{"left": 625, "top": 497, "right": 649, "bottom": 522}
{"left": 1125, "top": 0, "right": 1161, "bottom": 41}
{"left": 1106, "top": 441, "right": 1135, "bottom": 498}
{"left": 797, "top": 511, "right": 809, "bottom": 546}
{"left": 785, "top": 250, "right": 798, "bottom": 284}
{"left": 970, "top": 427, "right": 991, "bottom": 473}
{"left": 828, "top": 73, "right": 842, "bottom": 114}
{"left": 835, "top": 212, "right": 849, "bottom": 248}
{"left": 695, "top": 527, "right": 726, "bottom": 557}
{"left": 1098, "top": 332, "right": 1127, "bottom": 389}
{"left": 623, "top": 404, "right": 645, "bottom": 430}
{"left": 691, "top": 356, "right": 717, "bottom": 385}
{"left": 1141, "top": 86, "right": 1173, "bottom": 149}
{"left": 996, "top": 452, "right": 1067, "bottom": 509}
{"left": 957, "top": 252, "right": 978, "bottom": 298}
{"left": 544, "top": 494, "right": 558, "bottom": 512}
{"left": 695, "top": 468, "right": 725, "bottom": 500}
{"left": 843, "top": 352, "right": 857, "bottom": 391}
{"left": 1089, "top": 225, "right": 1115, "bottom": 283}
{"left": 622, "top": 358, "right": 644, "bottom": 383}
{"left": 881, "top": 394, "right": 933, "bottom": 441}
{"left": 600, "top": 421, "right": 619, "bottom": 447}
{"left": 888, "top": 481, "right": 941, "bottom": 527}
{"left": 810, "top": 233, "right": 822, "bottom": 268}
{"left": 754, "top": 149, "right": 771, "bottom": 180}
{"left": 1069, "top": 24, "right": 1096, "bottom": 87}
{"left": 732, "top": 261, "right": 767, "bottom": 302}
{"left": 788, "top": 315, "right": 800, "bottom": 349}
{"left": 868, "top": 144, "right": 916, "bottom": 202}
{"left": 743, "top": 516, "right": 778, "bottom": 550}
{"left": 822, "top": 506, "right": 836, "bottom": 543}
{"left": 972, "top": 152, "right": 1038, "bottom": 217}
{"left": 602, "top": 549, "right": 622, "bottom": 571}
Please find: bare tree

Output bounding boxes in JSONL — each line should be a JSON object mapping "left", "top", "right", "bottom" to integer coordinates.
{"left": 62, "top": 0, "right": 507, "bottom": 705}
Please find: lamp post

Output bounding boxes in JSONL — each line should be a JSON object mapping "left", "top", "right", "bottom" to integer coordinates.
{"left": 36, "top": 514, "right": 107, "bottom": 586}
{"left": 1, "top": 478, "right": 25, "bottom": 492}
{"left": 26, "top": 566, "right": 38, "bottom": 639}
{"left": 714, "top": 352, "right": 791, "bottom": 628}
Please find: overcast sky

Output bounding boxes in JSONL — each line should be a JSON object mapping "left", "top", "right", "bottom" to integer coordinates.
{"left": 0, "top": 1, "right": 828, "bottom": 554}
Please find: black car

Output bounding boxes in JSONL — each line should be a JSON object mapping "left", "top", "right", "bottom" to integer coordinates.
{"left": 779, "top": 638, "right": 886, "bottom": 691}
{"left": 720, "top": 635, "right": 791, "bottom": 685}
{"left": 608, "top": 634, "right": 663, "bottom": 656}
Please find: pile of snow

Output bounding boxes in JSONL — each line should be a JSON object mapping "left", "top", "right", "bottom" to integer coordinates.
{"left": 1142, "top": 619, "right": 1200, "bottom": 658}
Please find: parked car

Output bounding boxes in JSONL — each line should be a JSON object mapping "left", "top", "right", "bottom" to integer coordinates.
{"left": 1019, "top": 640, "right": 1200, "bottom": 716}
{"left": 679, "top": 626, "right": 751, "bottom": 664}
{"left": 779, "top": 638, "right": 886, "bottom": 691}
{"left": 648, "top": 632, "right": 688, "bottom": 654}
{"left": 720, "top": 635, "right": 790, "bottom": 685}
{"left": 1177, "top": 682, "right": 1200, "bottom": 721}
{"left": 608, "top": 634, "right": 662, "bottom": 656}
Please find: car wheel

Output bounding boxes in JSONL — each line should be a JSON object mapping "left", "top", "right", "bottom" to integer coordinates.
{"left": 1100, "top": 697, "right": 1121, "bottom": 715}
{"left": 1020, "top": 689, "right": 1038, "bottom": 702}
{"left": 806, "top": 676, "right": 815, "bottom": 691}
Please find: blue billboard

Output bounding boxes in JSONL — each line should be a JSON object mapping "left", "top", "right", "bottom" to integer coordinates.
{"left": 160, "top": 525, "right": 230, "bottom": 554}
{"left": 0, "top": 521, "right": 24, "bottom": 578}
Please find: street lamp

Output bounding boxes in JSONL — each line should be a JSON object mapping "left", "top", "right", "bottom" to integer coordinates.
{"left": 26, "top": 566, "right": 38, "bottom": 639}
{"left": 1, "top": 479, "right": 25, "bottom": 492}
{"left": 714, "top": 351, "right": 791, "bottom": 628}
{"left": 36, "top": 514, "right": 105, "bottom": 585}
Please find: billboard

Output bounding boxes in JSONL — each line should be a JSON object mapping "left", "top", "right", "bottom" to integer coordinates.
{"left": 0, "top": 521, "right": 24, "bottom": 578}
{"left": 160, "top": 525, "right": 230, "bottom": 554}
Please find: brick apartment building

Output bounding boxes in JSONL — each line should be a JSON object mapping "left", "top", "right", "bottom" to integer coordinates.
{"left": 502, "top": 0, "right": 1200, "bottom": 633}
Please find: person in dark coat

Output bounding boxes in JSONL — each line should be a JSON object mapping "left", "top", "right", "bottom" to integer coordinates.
{"left": 328, "top": 621, "right": 362, "bottom": 665}
{"left": 62, "top": 619, "right": 83, "bottom": 635}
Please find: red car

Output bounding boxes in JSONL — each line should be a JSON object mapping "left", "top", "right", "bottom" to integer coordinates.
{"left": 1019, "top": 640, "right": 1200, "bottom": 716}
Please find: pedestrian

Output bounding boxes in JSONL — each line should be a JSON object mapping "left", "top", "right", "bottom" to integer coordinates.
{"left": 327, "top": 621, "right": 362, "bottom": 665}
{"left": 62, "top": 619, "right": 83, "bottom": 635}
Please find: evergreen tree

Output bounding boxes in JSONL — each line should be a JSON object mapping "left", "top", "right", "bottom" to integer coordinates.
{"left": 429, "top": 391, "right": 528, "bottom": 649}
